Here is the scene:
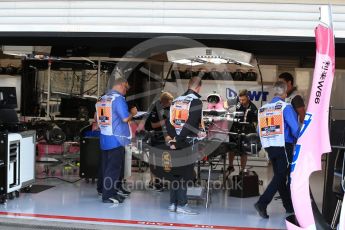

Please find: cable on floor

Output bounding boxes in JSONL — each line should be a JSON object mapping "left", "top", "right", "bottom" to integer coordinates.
{"left": 35, "top": 177, "right": 82, "bottom": 184}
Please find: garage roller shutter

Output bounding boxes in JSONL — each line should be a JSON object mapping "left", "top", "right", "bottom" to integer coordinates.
{"left": 0, "top": 1, "right": 345, "bottom": 38}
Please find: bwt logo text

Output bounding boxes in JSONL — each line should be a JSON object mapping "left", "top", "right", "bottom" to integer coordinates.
{"left": 226, "top": 88, "right": 269, "bottom": 101}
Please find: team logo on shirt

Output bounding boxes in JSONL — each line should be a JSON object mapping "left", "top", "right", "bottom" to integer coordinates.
{"left": 259, "top": 104, "right": 284, "bottom": 136}
{"left": 162, "top": 152, "right": 172, "bottom": 172}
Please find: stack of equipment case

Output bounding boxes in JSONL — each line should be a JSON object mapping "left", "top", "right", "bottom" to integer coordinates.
{"left": 0, "top": 87, "right": 35, "bottom": 203}
{"left": 0, "top": 130, "right": 36, "bottom": 203}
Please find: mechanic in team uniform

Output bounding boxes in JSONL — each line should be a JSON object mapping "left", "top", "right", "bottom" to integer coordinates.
{"left": 278, "top": 72, "right": 306, "bottom": 184}
{"left": 145, "top": 92, "right": 174, "bottom": 191}
{"left": 165, "top": 76, "right": 204, "bottom": 215}
{"left": 96, "top": 77, "right": 137, "bottom": 204}
{"left": 254, "top": 81, "right": 299, "bottom": 219}
{"left": 224, "top": 89, "right": 258, "bottom": 174}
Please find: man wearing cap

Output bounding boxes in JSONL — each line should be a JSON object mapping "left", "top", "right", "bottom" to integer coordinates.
{"left": 96, "top": 77, "right": 137, "bottom": 204}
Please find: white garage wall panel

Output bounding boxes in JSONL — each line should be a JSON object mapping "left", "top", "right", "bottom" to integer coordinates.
{"left": 0, "top": 1, "right": 345, "bottom": 38}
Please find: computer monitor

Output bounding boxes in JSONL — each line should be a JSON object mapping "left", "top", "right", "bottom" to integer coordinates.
{"left": 0, "top": 109, "right": 19, "bottom": 123}
{"left": 0, "top": 87, "right": 17, "bottom": 109}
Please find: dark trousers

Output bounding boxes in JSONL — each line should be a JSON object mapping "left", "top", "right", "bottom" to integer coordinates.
{"left": 97, "top": 147, "right": 125, "bottom": 194}
{"left": 101, "top": 146, "right": 125, "bottom": 200}
{"left": 170, "top": 179, "right": 188, "bottom": 206}
{"left": 257, "top": 145, "right": 293, "bottom": 211}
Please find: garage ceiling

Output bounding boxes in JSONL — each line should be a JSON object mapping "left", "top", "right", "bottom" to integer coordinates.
{"left": 1, "top": 1, "right": 345, "bottom": 38}
{"left": 1, "top": 1, "right": 345, "bottom": 58}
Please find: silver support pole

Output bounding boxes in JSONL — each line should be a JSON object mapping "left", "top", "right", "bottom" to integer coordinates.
{"left": 46, "top": 61, "right": 51, "bottom": 118}
{"left": 206, "top": 165, "right": 211, "bottom": 208}
{"left": 148, "top": 63, "right": 151, "bottom": 108}
{"left": 97, "top": 59, "right": 101, "bottom": 98}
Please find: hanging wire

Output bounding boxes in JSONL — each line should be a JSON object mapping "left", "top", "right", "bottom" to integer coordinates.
{"left": 255, "top": 57, "right": 264, "bottom": 106}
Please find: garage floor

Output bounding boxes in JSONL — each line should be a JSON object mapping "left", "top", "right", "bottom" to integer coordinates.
{"left": 0, "top": 164, "right": 324, "bottom": 230}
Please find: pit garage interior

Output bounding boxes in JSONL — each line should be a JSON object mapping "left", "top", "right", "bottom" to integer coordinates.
{"left": 0, "top": 1, "right": 345, "bottom": 230}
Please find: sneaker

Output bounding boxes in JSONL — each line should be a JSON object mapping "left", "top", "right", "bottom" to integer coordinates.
{"left": 176, "top": 204, "right": 199, "bottom": 215}
{"left": 148, "top": 183, "right": 163, "bottom": 192}
{"left": 117, "top": 193, "right": 127, "bottom": 200}
{"left": 154, "top": 185, "right": 164, "bottom": 192}
{"left": 148, "top": 182, "right": 154, "bottom": 190}
{"left": 103, "top": 196, "right": 122, "bottom": 204}
{"left": 104, "top": 194, "right": 125, "bottom": 204}
{"left": 118, "top": 188, "right": 131, "bottom": 197}
{"left": 168, "top": 203, "right": 176, "bottom": 212}
{"left": 115, "top": 193, "right": 126, "bottom": 203}
{"left": 254, "top": 202, "right": 269, "bottom": 219}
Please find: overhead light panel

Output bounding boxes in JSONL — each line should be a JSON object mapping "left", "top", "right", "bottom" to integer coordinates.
{"left": 172, "top": 59, "right": 203, "bottom": 66}
{"left": 2, "top": 52, "right": 27, "bottom": 57}
{"left": 167, "top": 47, "right": 254, "bottom": 67}
{"left": 1, "top": 46, "right": 52, "bottom": 58}
{"left": 197, "top": 56, "right": 228, "bottom": 64}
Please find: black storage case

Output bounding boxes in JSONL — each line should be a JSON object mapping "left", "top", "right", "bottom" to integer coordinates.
{"left": 229, "top": 171, "right": 260, "bottom": 198}
{"left": 79, "top": 137, "right": 101, "bottom": 182}
{"left": 79, "top": 124, "right": 101, "bottom": 182}
{"left": 149, "top": 143, "right": 198, "bottom": 182}
{"left": 148, "top": 137, "right": 223, "bottom": 182}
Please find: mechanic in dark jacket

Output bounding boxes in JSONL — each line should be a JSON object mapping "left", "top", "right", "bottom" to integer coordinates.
{"left": 224, "top": 89, "right": 258, "bottom": 174}
{"left": 145, "top": 92, "right": 174, "bottom": 191}
{"left": 165, "top": 76, "right": 203, "bottom": 215}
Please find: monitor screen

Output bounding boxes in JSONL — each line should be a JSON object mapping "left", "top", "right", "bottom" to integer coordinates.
{"left": 59, "top": 97, "right": 96, "bottom": 119}
{"left": 0, "top": 87, "right": 17, "bottom": 109}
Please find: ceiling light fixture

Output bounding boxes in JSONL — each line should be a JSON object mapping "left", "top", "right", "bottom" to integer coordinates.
{"left": 172, "top": 59, "right": 203, "bottom": 66}
{"left": 196, "top": 56, "right": 228, "bottom": 65}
